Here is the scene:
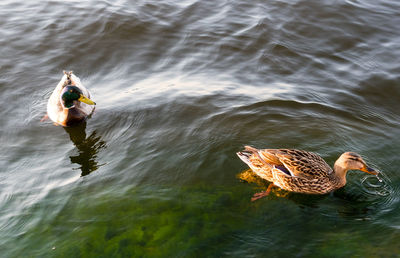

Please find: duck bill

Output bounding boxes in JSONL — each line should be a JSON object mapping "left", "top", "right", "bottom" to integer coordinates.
{"left": 360, "top": 166, "right": 378, "bottom": 175}
{"left": 78, "top": 95, "right": 96, "bottom": 105}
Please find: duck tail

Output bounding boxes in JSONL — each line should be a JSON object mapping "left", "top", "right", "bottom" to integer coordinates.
{"left": 244, "top": 145, "right": 259, "bottom": 154}
{"left": 236, "top": 150, "right": 252, "bottom": 165}
{"left": 237, "top": 146, "right": 272, "bottom": 168}
{"left": 236, "top": 146, "right": 259, "bottom": 165}
{"left": 63, "top": 70, "right": 73, "bottom": 86}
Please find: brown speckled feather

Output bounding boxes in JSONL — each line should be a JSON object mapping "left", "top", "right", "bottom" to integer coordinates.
{"left": 237, "top": 146, "right": 378, "bottom": 196}
{"left": 271, "top": 171, "right": 337, "bottom": 194}
{"left": 262, "top": 149, "right": 333, "bottom": 179}
{"left": 237, "top": 147, "right": 340, "bottom": 194}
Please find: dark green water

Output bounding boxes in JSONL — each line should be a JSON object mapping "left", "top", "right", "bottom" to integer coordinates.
{"left": 1, "top": 0, "right": 399, "bottom": 257}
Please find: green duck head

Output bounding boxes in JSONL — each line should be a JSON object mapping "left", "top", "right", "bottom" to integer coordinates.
{"left": 61, "top": 85, "right": 96, "bottom": 108}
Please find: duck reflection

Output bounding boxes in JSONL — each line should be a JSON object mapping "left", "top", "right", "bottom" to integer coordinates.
{"left": 64, "top": 122, "right": 106, "bottom": 176}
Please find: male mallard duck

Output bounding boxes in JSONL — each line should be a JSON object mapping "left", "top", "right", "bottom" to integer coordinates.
{"left": 237, "top": 146, "right": 378, "bottom": 201}
{"left": 47, "top": 71, "right": 96, "bottom": 127}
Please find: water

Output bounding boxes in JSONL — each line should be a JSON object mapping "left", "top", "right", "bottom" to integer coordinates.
{"left": 1, "top": 0, "right": 400, "bottom": 256}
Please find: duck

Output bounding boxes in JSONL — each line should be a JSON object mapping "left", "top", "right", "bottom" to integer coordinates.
{"left": 47, "top": 71, "right": 96, "bottom": 127}
{"left": 237, "top": 146, "right": 378, "bottom": 201}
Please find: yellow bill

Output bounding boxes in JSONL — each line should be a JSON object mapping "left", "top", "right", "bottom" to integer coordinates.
{"left": 78, "top": 95, "right": 96, "bottom": 105}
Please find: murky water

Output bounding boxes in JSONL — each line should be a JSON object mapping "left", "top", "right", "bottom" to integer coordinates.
{"left": 1, "top": 0, "right": 400, "bottom": 256}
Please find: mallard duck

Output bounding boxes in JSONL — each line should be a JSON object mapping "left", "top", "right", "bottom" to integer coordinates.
{"left": 237, "top": 146, "right": 378, "bottom": 200}
{"left": 47, "top": 71, "right": 96, "bottom": 127}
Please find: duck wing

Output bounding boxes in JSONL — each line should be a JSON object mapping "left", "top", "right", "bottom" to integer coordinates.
{"left": 259, "top": 149, "right": 333, "bottom": 179}
{"left": 69, "top": 73, "right": 91, "bottom": 98}
{"left": 69, "top": 73, "right": 95, "bottom": 116}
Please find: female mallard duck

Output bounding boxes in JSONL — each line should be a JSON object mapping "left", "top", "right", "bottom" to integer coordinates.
{"left": 237, "top": 146, "right": 378, "bottom": 201}
{"left": 47, "top": 71, "right": 96, "bottom": 127}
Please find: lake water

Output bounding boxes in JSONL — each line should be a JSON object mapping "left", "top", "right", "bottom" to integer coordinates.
{"left": 1, "top": 0, "right": 400, "bottom": 256}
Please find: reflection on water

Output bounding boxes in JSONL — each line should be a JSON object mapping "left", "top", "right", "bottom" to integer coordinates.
{"left": 63, "top": 122, "right": 106, "bottom": 176}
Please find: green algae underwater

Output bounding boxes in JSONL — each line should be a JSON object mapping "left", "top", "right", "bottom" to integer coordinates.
{"left": 9, "top": 180, "right": 398, "bottom": 257}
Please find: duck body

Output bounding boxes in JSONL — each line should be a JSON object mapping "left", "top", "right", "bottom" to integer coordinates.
{"left": 237, "top": 146, "right": 378, "bottom": 195}
{"left": 47, "top": 71, "right": 95, "bottom": 127}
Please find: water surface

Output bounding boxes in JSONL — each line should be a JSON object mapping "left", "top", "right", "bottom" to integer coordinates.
{"left": 1, "top": 0, "right": 400, "bottom": 256}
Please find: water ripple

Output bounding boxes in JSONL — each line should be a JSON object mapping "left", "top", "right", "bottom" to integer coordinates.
{"left": 1, "top": 0, "right": 400, "bottom": 256}
{"left": 361, "top": 174, "right": 391, "bottom": 197}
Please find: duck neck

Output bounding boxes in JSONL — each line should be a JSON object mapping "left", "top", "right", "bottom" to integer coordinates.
{"left": 333, "top": 161, "right": 348, "bottom": 187}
